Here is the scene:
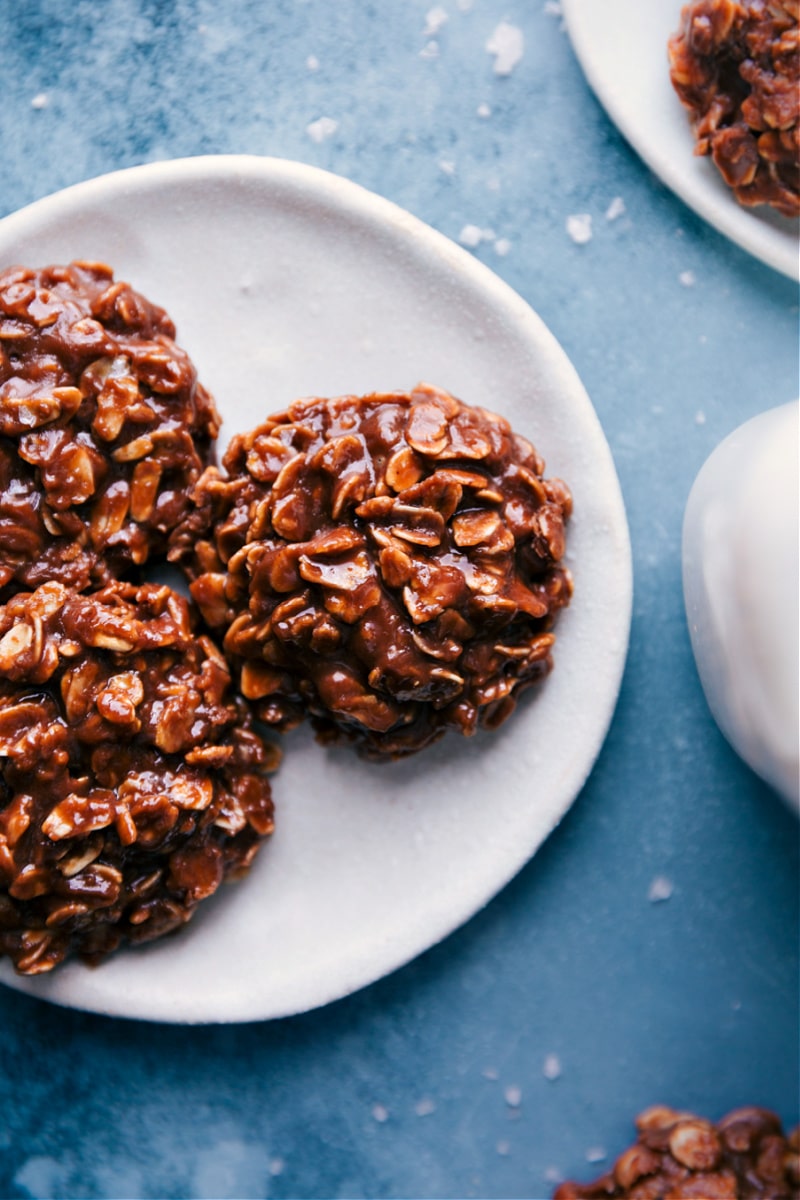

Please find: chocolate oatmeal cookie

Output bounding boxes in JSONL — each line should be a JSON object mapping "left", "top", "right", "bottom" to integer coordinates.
{"left": 171, "top": 384, "right": 572, "bottom": 760}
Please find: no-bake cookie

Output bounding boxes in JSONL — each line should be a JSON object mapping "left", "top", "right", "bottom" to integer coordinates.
{"left": 0, "top": 261, "right": 220, "bottom": 593}
{"left": 171, "top": 384, "right": 573, "bottom": 760}
{"left": 0, "top": 581, "right": 278, "bottom": 974}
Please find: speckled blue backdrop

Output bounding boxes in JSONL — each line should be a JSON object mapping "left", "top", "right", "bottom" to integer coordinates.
{"left": 0, "top": 2, "right": 798, "bottom": 1198}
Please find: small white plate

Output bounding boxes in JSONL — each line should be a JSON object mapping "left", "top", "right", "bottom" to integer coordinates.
{"left": 562, "top": 0, "right": 799, "bottom": 280}
{"left": 0, "top": 156, "right": 631, "bottom": 1023}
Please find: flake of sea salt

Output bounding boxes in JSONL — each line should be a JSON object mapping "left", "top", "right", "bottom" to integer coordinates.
{"left": 372, "top": 1104, "right": 390, "bottom": 1123}
{"left": 420, "top": 39, "right": 440, "bottom": 59}
{"left": 268, "top": 1159, "right": 285, "bottom": 1177}
{"left": 695, "top": 410, "right": 706, "bottom": 426}
{"left": 586, "top": 1147, "right": 607, "bottom": 1164}
{"left": 438, "top": 158, "right": 456, "bottom": 176}
{"left": 494, "top": 238, "right": 511, "bottom": 256}
{"left": 306, "top": 116, "right": 339, "bottom": 143}
{"left": 476, "top": 102, "right": 492, "bottom": 118}
{"left": 504, "top": 1084, "right": 522, "bottom": 1108}
{"left": 31, "top": 93, "right": 48, "bottom": 109}
{"left": 496, "top": 1139, "right": 511, "bottom": 1156}
{"left": 605, "top": 196, "right": 626, "bottom": 221}
{"left": 459, "top": 224, "right": 485, "bottom": 248}
{"left": 542, "top": 1053, "right": 562, "bottom": 1081}
{"left": 305, "top": 54, "right": 320, "bottom": 71}
{"left": 424, "top": 6, "right": 449, "bottom": 36}
{"left": 415, "top": 1097, "right": 436, "bottom": 1116}
{"left": 566, "top": 213, "right": 593, "bottom": 244}
{"left": 648, "top": 875, "right": 674, "bottom": 903}
{"left": 680, "top": 270, "right": 696, "bottom": 287}
{"left": 544, "top": 1167, "right": 564, "bottom": 1185}
{"left": 486, "top": 22, "right": 524, "bottom": 76}
{"left": 482, "top": 1065, "right": 499, "bottom": 1080}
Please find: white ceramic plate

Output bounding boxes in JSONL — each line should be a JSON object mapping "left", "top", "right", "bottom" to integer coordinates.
{"left": 0, "top": 156, "right": 631, "bottom": 1023}
{"left": 562, "top": 0, "right": 799, "bottom": 280}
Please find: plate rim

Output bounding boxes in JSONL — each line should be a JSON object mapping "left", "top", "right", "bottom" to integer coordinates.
{"left": 0, "top": 155, "right": 633, "bottom": 1023}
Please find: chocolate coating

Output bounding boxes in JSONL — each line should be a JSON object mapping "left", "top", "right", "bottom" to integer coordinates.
{"left": 0, "top": 261, "right": 220, "bottom": 593}
{"left": 172, "top": 384, "right": 573, "bottom": 759}
{"left": 0, "top": 581, "right": 278, "bottom": 974}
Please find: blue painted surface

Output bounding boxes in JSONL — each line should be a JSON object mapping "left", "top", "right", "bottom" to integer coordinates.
{"left": 0, "top": 2, "right": 797, "bottom": 1198}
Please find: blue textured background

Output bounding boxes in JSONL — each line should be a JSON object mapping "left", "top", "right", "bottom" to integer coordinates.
{"left": 0, "top": 2, "right": 798, "bottom": 1198}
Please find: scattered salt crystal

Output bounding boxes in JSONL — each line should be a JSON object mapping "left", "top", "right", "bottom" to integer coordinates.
{"left": 420, "top": 39, "right": 440, "bottom": 59}
{"left": 586, "top": 1147, "right": 607, "bottom": 1164}
{"left": 494, "top": 238, "right": 511, "bottom": 256}
{"left": 438, "top": 158, "right": 456, "bottom": 176}
{"left": 496, "top": 1139, "right": 511, "bottom": 1156}
{"left": 415, "top": 1097, "right": 436, "bottom": 1116}
{"left": 372, "top": 1103, "right": 389, "bottom": 1123}
{"left": 680, "top": 270, "right": 696, "bottom": 287}
{"left": 268, "top": 1159, "right": 285, "bottom": 1177}
{"left": 695, "top": 410, "right": 706, "bottom": 426}
{"left": 504, "top": 1084, "right": 522, "bottom": 1107}
{"left": 459, "top": 224, "right": 485, "bottom": 248}
{"left": 605, "top": 196, "right": 626, "bottom": 221}
{"left": 306, "top": 116, "right": 338, "bottom": 143}
{"left": 566, "top": 213, "right": 593, "bottom": 244}
{"left": 486, "top": 22, "right": 525, "bottom": 76}
{"left": 542, "top": 1053, "right": 562, "bottom": 1081}
{"left": 482, "top": 1066, "right": 499, "bottom": 1080}
{"left": 31, "top": 92, "right": 48, "bottom": 109}
{"left": 544, "top": 1166, "right": 564, "bottom": 1185}
{"left": 543, "top": 1, "right": 563, "bottom": 15}
{"left": 476, "top": 102, "right": 492, "bottom": 118}
{"left": 424, "top": 6, "right": 449, "bottom": 36}
{"left": 305, "top": 54, "right": 320, "bottom": 71}
{"left": 648, "top": 874, "right": 674, "bottom": 902}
